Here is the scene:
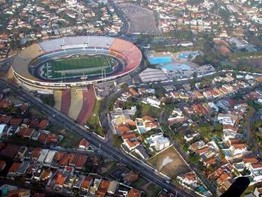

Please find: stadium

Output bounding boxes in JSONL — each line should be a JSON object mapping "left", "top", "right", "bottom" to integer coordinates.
{"left": 11, "top": 36, "right": 142, "bottom": 90}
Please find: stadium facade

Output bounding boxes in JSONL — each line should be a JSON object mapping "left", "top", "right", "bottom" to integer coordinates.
{"left": 11, "top": 36, "right": 142, "bottom": 90}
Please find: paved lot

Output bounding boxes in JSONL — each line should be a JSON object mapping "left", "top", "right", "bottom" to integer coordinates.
{"left": 118, "top": 3, "right": 160, "bottom": 35}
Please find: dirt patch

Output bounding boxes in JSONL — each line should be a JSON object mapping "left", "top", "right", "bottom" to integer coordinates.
{"left": 53, "top": 90, "right": 62, "bottom": 111}
{"left": 148, "top": 146, "right": 190, "bottom": 179}
{"left": 68, "top": 88, "right": 83, "bottom": 120}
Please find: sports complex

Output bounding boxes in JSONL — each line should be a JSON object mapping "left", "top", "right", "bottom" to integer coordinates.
{"left": 11, "top": 36, "right": 142, "bottom": 89}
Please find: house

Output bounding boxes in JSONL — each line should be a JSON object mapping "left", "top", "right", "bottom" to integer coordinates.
{"left": 31, "top": 147, "right": 42, "bottom": 161}
{"left": 254, "top": 186, "right": 262, "bottom": 197}
{"left": 177, "top": 171, "right": 198, "bottom": 188}
{"left": 44, "top": 150, "right": 56, "bottom": 166}
{"left": 136, "top": 116, "right": 159, "bottom": 134}
{"left": 122, "top": 132, "right": 140, "bottom": 151}
{"left": 142, "top": 96, "right": 161, "bottom": 108}
{"left": 217, "top": 113, "right": 239, "bottom": 126}
{"left": 81, "top": 176, "right": 93, "bottom": 192}
{"left": 0, "top": 144, "right": 19, "bottom": 159}
{"left": 243, "top": 155, "right": 259, "bottom": 167}
{"left": 189, "top": 140, "right": 206, "bottom": 152}
{"left": 203, "top": 156, "right": 216, "bottom": 167}
{"left": 123, "top": 171, "right": 139, "bottom": 183}
{"left": 127, "top": 188, "right": 141, "bottom": 197}
{"left": 40, "top": 169, "right": 53, "bottom": 181}
{"left": 7, "top": 162, "right": 21, "bottom": 178}
{"left": 16, "top": 146, "right": 28, "bottom": 160}
{"left": 38, "top": 120, "right": 49, "bottom": 130}
{"left": 55, "top": 172, "right": 67, "bottom": 188}
{"left": 73, "top": 175, "right": 85, "bottom": 189}
{"left": 96, "top": 179, "right": 110, "bottom": 197}
{"left": 78, "top": 139, "right": 89, "bottom": 150}
{"left": 107, "top": 181, "right": 118, "bottom": 195}
{"left": 222, "top": 124, "right": 239, "bottom": 140}
{"left": 146, "top": 133, "right": 170, "bottom": 151}
{"left": 63, "top": 174, "right": 76, "bottom": 189}
{"left": 16, "top": 161, "right": 30, "bottom": 175}
{"left": 37, "top": 149, "right": 49, "bottom": 163}
{"left": 17, "top": 127, "right": 35, "bottom": 138}
{"left": 135, "top": 145, "right": 149, "bottom": 160}
{"left": 75, "top": 155, "right": 87, "bottom": 170}
{"left": 248, "top": 162, "right": 262, "bottom": 182}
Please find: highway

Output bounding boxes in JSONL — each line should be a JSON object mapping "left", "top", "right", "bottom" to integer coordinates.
{"left": 0, "top": 79, "right": 194, "bottom": 197}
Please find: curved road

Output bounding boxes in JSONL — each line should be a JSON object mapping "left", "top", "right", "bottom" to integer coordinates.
{"left": 0, "top": 79, "right": 194, "bottom": 197}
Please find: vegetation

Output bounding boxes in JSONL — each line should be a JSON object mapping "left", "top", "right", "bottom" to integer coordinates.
{"left": 39, "top": 94, "right": 55, "bottom": 107}
{"left": 42, "top": 55, "right": 115, "bottom": 79}
{"left": 112, "top": 135, "right": 123, "bottom": 148}
{"left": 87, "top": 100, "right": 105, "bottom": 137}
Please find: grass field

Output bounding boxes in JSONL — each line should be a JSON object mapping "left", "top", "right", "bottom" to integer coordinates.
{"left": 148, "top": 146, "right": 190, "bottom": 180}
{"left": 42, "top": 55, "right": 115, "bottom": 79}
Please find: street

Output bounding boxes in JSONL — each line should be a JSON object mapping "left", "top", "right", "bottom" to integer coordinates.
{"left": 0, "top": 79, "right": 194, "bottom": 197}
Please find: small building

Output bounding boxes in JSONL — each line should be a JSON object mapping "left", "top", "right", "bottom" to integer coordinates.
{"left": 107, "top": 181, "right": 118, "bottom": 195}
{"left": 37, "top": 149, "right": 49, "bottom": 163}
{"left": 135, "top": 145, "right": 149, "bottom": 160}
{"left": 146, "top": 133, "right": 170, "bottom": 151}
{"left": 44, "top": 150, "right": 57, "bottom": 166}
{"left": 78, "top": 139, "right": 89, "bottom": 150}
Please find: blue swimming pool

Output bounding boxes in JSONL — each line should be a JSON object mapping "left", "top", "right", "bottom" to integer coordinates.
{"left": 161, "top": 63, "right": 191, "bottom": 71}
{"left": 149, "top": 56, "right": 172, "bottom": 65}
{"left": 178, "top": 52, "right": 199, "bottom": 59}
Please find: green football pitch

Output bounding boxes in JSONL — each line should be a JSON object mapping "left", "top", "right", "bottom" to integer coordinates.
{"left": 42, "top": 55, "right": 115, "bottom": 79}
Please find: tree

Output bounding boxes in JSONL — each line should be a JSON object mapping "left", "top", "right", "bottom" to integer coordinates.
{"left": 113, "top": 135, "right": 123, "bottom": 148}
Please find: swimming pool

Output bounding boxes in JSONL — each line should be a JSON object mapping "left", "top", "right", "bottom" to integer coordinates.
{"left": 149, "top": 56, "right": 172, "bottom": 65}
{"left": 178, "top": 51, "right": 199, "bottom": 59}
{"left": 161, "top": 63, "right": 191, "bottom": 71}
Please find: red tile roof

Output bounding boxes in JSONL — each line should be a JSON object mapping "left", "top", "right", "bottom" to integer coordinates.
{"left": 46, "top": 133, "right": 58, "bottom": 144}
{"left": 8, "top": 162, "right": 21, "bottom": 173}
{"left": 127, "top": 188, "right": 141, "bottom": 197}
{"left": 18, "top": 127, "right": 34, "bottom": 138}
{"left": 78, "top": 139, "right": 89, "bottom": 148}
{"left": 29, "top": 119, "right": 39, "bottom": 128}
{"left": 81, "top": 176, "right": 93, "bottom": 190}
{"left": 31, "top": 148, "right": 42, "bottom": 159}
{"left": 59, "top": 153, "right": 70, "bottom": 166}
{"left": 56, "top": 173, "right": 66, "bottom": 186}
{"left": 0, "top": 115, "right": 11, "bottom": 124}
{"left": 96, "top": 179, "right": 110, "bottom": 197}
{"left": 38, "top": 120, "right": 49, "bottom": 130}
{"left": 9, "top": 118, "right": 23, "bottom": 126}
{"left": 0, "top": 99, "right": 12, "bottom": 108}
{"left": 251, "top": 162, "right": 262, "bottom": 169}
{"left": 0, "top": 144, "right": 19, "bottom": 159}
{"left": 243, "top": 156, "right": 259, "bottom": 164}
{"left": 117, "top": 125, "right": 131, "bottom": 135}
{"left": 76, "top": 155, "right": 87, "bottom": 169}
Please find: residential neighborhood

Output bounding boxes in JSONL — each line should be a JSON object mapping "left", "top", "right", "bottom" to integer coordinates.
{"left": 0, "top": 0, "right": 261, "bottom": 196}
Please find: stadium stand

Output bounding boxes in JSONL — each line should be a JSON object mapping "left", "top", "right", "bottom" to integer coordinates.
{"left": 12, "top": 36, "right": 142, "bottom": 90}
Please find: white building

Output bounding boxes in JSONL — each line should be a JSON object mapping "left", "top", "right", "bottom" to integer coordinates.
{"left": 146, "top": 133, "right": 170, "bottom": 151}
{"left": 44, "top": 150, "right": 56, "bottom": 166}
{"left": 0, "top": 124, "right": 6, "bottom": 137}
{"left": 37, "top": 149, "right": 49, "bottom": 163}
{"left": 142, "top": 96, "right": 161, "bottom": 108}
{"left": 248, "top": 163, "right": 262, "bottom": 183}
